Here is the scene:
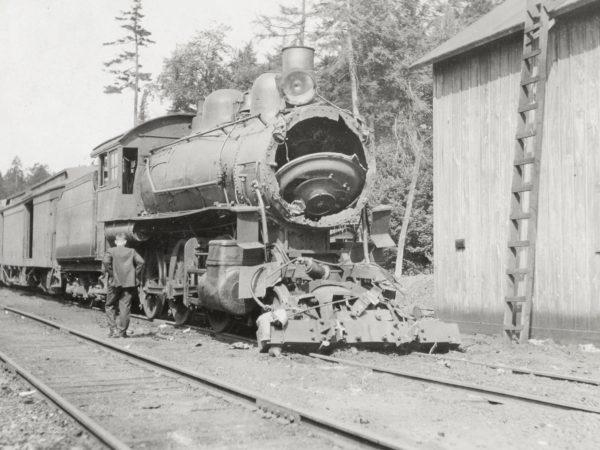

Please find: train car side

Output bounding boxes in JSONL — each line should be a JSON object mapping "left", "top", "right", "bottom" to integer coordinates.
{"left": 0, "top": 167, "right": 95, "bottom": 289}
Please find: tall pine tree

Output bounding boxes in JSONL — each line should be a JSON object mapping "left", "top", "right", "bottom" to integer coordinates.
{"left": 4, "top": 157, "right": 25, "bottom": 197}
{"left": 257, "top": 0, "right": 313, "bottom": 47}
{"left": 103, "top": 0, "right": 155, "bottom": 125}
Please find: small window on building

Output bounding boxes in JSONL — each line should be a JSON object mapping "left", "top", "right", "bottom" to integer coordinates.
{"left": 109, "top": 150, "right": 119, "bottom": 182}
{"left": 122, "top": 148, "right": 138, "bottom": 194}
{"left": 99, "top": 154, "right": 108, "bottom": 186}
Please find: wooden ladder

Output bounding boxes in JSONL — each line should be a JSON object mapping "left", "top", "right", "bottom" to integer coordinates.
{"left": 503, "top": 0, "right": 550, "bottom": 343}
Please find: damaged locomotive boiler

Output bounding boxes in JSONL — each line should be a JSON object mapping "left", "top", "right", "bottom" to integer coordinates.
{"left": 136, "top": 46, "right": 460, "bottom": 354}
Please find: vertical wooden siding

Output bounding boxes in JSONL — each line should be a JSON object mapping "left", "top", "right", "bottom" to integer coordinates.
{"left": 535, "top": 12, "right": 600, "bottom": 333}
{"left": 432, "top": 11, "right": 600, "bottom": 339}
{"left": 1, "top": 207, "right": 26, "bottom": 265}
{"left": 433, "top": 37, "right": 521, "bottom": 327}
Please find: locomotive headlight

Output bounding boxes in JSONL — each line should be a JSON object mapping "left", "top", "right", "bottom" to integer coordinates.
{"left": 281, "top": 70, "right": 316, "bottom": 106}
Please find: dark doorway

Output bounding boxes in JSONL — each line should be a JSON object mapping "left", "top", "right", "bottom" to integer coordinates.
{"left": 122, "top": 148, "right": 138, "bottom": 194}
{"left": 24, "top": 200, "right": 33, "bottom": 258}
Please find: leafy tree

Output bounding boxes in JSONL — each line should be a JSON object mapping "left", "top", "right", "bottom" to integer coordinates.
{"left": 103, "top": 0, "right": 155, "bottom": 125}
{"left": 458, "top": 0, "right": 505, "bottom": 27}
{"left": 4, "top": 157, "right": 25, "bottom": 197}
{"left": 310, "top": 0, "right": 498, "bottom": 273}
{"left": 228, "top": 43, "right": 269, "bottom": 91}
{"left": 25, "top": 163, "right": 52, "bottom": 187}
{"left": 428, "top": 0, "right": 505, "bottom": 43}
{"left": 0, "top": 160, "right": 55, "bottom": 199}
{"left": 158, "top": 28, "right": 232, "bottom": 112}
{"left": 0, "top": 171, "right": 5, "bottom": 200}
{"left": 315, "top": 0, "right": 436, "bottom": 136}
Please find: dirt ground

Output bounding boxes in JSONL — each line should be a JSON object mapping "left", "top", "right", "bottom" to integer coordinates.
{"left": 1, "top": 277, "right": 600, "bottom": 449}
{"left": 0, "top": 361, "right": 100, "bottom": 449}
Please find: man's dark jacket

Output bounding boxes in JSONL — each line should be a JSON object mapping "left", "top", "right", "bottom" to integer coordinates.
{"left": 103, "top": 246, "right": 145, "bottom": 288}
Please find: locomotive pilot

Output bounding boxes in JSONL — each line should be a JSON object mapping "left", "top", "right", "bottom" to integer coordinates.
{"left": 102, "top": 233, "right": 145, "bottom": 338}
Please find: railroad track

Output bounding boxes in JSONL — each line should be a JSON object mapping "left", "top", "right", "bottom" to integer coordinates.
{"left": 86, "top": 303, "right": 600, "bottom": 415}
{"left": 123, "top": 311, "right": 600, "bottom": 415}
{"left": 308, "top": 353, "right": 600, "bottom": 415}
{"left": 412, "top": 352, "right": 600, "bottom": 386}
{"left": 3, "top": 289, "right": 600, "bottom": 443}
{"left": 0, "top": 350, "right": 128, "bottom": 450}
{"left": 156, "top": 319, "right": 600, "bottom": 388}
{"left": 0, "top": 305, "right": 422, "bottom": 450}
{"left": 70, "top": 295, "right": 600, "bottom": 390}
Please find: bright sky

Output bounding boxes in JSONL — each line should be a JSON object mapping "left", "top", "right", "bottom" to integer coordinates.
{"left": 0, "top": 0, "right": 283, "bottom": 173}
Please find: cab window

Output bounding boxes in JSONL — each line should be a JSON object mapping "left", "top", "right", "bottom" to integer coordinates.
{"left": 98, "top": 150, "right": 119, "bottom": 187}
{"left": 109, "top": 151, "right": 119, "bottom": 182}
{"left": 99, "top": 154, "right": 108, "bottom": 186}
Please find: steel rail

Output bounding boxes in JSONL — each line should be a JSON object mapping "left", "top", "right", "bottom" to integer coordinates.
{"left": 413, "top": 352, "right": 600, "bottom": 386}
{"left": 0, "top": 349, "right": 131, "bottom": 450}
{"left": 1, "top": 305, "right": 420, "bottom": 450}
{"left": 128, "top": 311, "right": 600, "bottom": 390}
{"left": 137, "top": 312, "right": 600, "bottom": 389}
{"left": 125, "top": 308, "right": 600, "bottom": 388}
{"left": 309, "top": 353, "right": 600, "bottom": 415}
{"left": 18, "top": 291, "right": 600, "bottom": 388}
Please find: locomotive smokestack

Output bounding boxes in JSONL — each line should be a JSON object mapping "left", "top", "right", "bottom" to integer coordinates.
{"left": 280, "top": 46, "right": 316, "bottom": 106}
{"left": 281, "top": 46, "right": 315, "bottom": 73}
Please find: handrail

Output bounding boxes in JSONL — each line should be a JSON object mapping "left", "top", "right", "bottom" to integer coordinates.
{"left": 149, "top": 113, "right": 266, "bottom": 155}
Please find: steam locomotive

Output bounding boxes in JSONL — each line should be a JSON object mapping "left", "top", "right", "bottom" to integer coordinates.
{"left": 0, "top": 47, "right": 460, "bottom": 353}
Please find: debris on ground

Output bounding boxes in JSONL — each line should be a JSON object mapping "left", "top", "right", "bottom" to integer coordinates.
{"left": 1, "top": 361, "right": 93, "bottom": 448}
{"left": 18, "top": 390, "right": 37, "bottom": 397}
{"left": 579, "top": 343, "right": 600, "bottom": 353}
{"left": 230, "top": 342, "right": 251, "bottom": 350}
{"left": 528, "top": 339, "right": 552, "bottom": 346}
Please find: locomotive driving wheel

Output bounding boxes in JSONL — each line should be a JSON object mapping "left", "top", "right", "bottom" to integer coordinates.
{"left": 166, "top": 239, "right": 191, "bottom": 326}
{"left": 169, "top": 298, "right": 191, "bottom": 326}
{"left": 140, "top": 248, "right": 166, "bottom": 319}
{"left": 142, "top": 293, "right": 166, "bottom": 319}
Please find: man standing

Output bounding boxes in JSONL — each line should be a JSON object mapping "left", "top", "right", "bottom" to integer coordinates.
{"left": 103, "top": 233, "right": 145, "bottom": 338}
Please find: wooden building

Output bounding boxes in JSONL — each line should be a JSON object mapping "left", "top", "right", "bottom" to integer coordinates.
{"left": 412, "top": 0, "right": 600, "bottom": 342}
